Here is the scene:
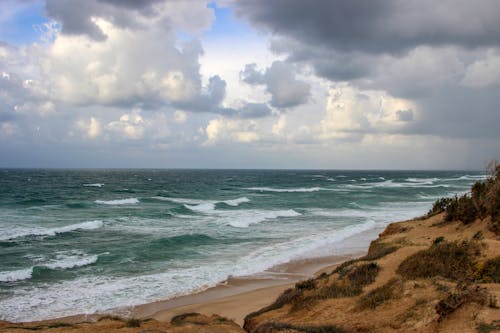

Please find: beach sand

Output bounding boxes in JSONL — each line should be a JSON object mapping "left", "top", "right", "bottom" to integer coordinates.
{"left": 130, "top": 253, "right": 362, "bottom": 326}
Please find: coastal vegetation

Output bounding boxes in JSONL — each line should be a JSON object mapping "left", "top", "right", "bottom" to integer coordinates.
{"left": 244, "top": 167, "right": 500, "bottom": 332}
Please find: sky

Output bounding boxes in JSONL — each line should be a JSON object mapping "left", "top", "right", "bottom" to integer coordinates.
{"left": 0, "top": 0, "right": 499, "bottom": 169}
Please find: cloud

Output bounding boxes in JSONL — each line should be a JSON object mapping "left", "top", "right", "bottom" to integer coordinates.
{"left": 44, "top": 0, "right": 213, "bottom": 41}
{"left": 240, "top": 60, "right": 310, "bottom": 108}
{"left": 235, "top": 0, "right": 500, "bottom": 54}
{"left": 234, "top": 0, "right": 500, "bottom": 142}
{"left": 77, "top": 116, "right": 101, "bottom": 139}
{"left": 461, "top": 49, "right": 500, "bottom": 88}
{"left": 320, "top": 83, "right": 416, "bottom": 141}
{"left": 204, "top": 117, "right": 260, "bottom": 145}
{"left": 107, "top": 109, "right": 145, "bottom": 140}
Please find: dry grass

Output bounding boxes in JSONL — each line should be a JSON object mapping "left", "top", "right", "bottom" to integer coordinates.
{"left": 435, "top": 283, "right": 488, "bottom": 321}
{"left": 356, "top": 278, "right": 403, "bottom": 310}
{"left": 245, "top": 287, "right": 303, "bottom": 320}
{"left": 477, "top": 255, "right": 500, "bottom": 283}
{"left": 170, "top": 312, "right": 202, "bottom": 326}
{"left": 252, "top": 322, "right": 348, "bottom": 333}
{"left": 396, "top": 240, "right": 481, "bottom": 281}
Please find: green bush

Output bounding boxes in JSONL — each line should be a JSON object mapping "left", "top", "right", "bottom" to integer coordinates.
{"left": 427, "top": 197, "right": 453, "bottom": 217}
{"left": 428, "top": 163, "right": 500, "bottom": 233}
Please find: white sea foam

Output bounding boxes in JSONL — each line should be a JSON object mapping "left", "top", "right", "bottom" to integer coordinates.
{"left": 235, "top": 219, "right": 378, "bottom": 274}
{"left": 95, "top": 198, "right": 139, "bottom": 205}
{"left": 245, "top": 187, "right": 324, "bottom": 192}
{"left": 223, "top": 209, "right": 301, "bottom": 228}
{"left": 0, "top": 253, "right": 98, "bottom": 284}
{"left": 44, "top": 254, "right": 98, "bottom": 270}
{"left": 181, "top": 203, "right": 301, "bottom": 227}
{"left": 184, "top": 202, "right": 216, "bottom": 213}
{"left": 152, "top": 196, "right": 250, "bottom": 208}
{"left": 0, "top": 268, "right": 33, "bottom": 282}
{"left": 405, "top": 178, "right": 440, "bottom": 184}
{"left": 344, "top": 180, "right": 451, "bottom": 190}
{"left": 0, "top": 217, "right": 374, "bottom": 322}
{"left": 83, "top": 183, "right": 104, "bottom": 187}
{"left": 224, "top": 197, "right": 250, "bottom": 206}
{"left": 0, "top": 220, "right": 104, "bottom": 241}
{"left": 458, "top": 175, "right": 488, "bottom": 180}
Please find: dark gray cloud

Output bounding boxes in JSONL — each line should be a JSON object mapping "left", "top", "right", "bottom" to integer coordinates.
{"left": 97, "top": 0, "right": 161, "bottom": 11}
{"left": 396, "top": 110, "right": 413, "bottom": 122}
{"left": 44, "top": 0, "right": 161, "bottom": 40}
{"left": 235, "top": 0, "right": 500, "bottom": 141}
{"left": 236, "top": 0, "right": 500, "bottom": 54}
{"left": 223, "top": 103, "right": 272, "bottom": 119}
{"left": 240, "top": 61, "right": 310, "bottom": 108}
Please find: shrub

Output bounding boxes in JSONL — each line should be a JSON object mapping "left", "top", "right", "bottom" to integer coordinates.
{"left": 316, "top": 282, "right": 363, "bottom": 300}
{"left": 427, "top": 198, "right": 453, "bottom": 217}
{"left": 477, "top": 321, "right": 500, "bottom": 333}
{"left": 125, "top": 318, "right": 141, "bottom": 327}
{"left": 445, "top": 194, "right": 478, "bottom": 224}
{"left": 357, "top": 278, "right": 403, "bottom": 310}
{"left": 472, "top": 231, "right": 484, "bottom": 240}
{"left": 245, "top": 288, "right": 303, "bottom": 320}
{"left": 346, "top": 262, "right": 380, "bottom": 286}
{"left": 296, "top": 278, "right": 317, "bottom": 290}
{"left": 397, "top": 240, "right": 481, "bottom": 281}
{"left": 435, "top": 284, "right": 488, "bottom": 321}
{"left": 477, "top": 256, "right": 500, "bottom": 283}
{"left": 429, "top": 163, "right": 500, "bottom": 233}
{"left": 253, "top": 322, "right": 348, "bottom": 333}
{"left": 433, "top": 236, "right": 445, "bottom": 244}
{"left": 364, "top": 241, "right": 399, "bottom": 261}
{"left": 170, "top": 312, "right": 202, "bottom": 326}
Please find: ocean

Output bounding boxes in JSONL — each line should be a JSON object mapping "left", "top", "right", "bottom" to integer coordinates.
{"left": 0, "top": 169, "right": 485, "bottom": 322}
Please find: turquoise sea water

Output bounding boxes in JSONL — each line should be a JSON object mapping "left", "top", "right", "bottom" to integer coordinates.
{"left": 0, "top": 169, "right": 485, "bottom": 321}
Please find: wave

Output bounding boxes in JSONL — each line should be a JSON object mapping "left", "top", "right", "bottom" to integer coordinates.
{"left": 0, "top": 268, "right": 33, "bottom": 282}
{"left": 405, "top": 177, "right": 439, "bottom": 183}
{"left": 344, "top": 180, "right": 451, "bottom": 190}
{"left": 0, "top": 220, "right": 104, "bottom": 241}
{"left": 0, "top": 254, "right": 98, "bottom": 283}
{"left": 180, "top": 202, "right": 301, "bottom": 227}
{"left": 95, "top": 198, "right": 139, "bottom": 205}
{"left": 152, "top": 196, "right": 250, "bottom": 208}
{"left": 44, "top": 254, "right": 98, "bottom": 270}
{"left": 224, "top": 197, "right": 250, "bottom": 206}
{"left": 226, "top": 209, "right": 301, "bottom": 228}
{"left": 245, "top": 187, "right": 323, "bottom": 193}
{"left": 184, "top": 202, "right": 216, "bottom": 213}
{"left": 83, "top": 183, "right": 104, "bottom": 187}
{"left": 237, "top": 219, "right": 377, "bottom": 274}
{"left": 458, "top": 175, "right": 487, "bottom": 181}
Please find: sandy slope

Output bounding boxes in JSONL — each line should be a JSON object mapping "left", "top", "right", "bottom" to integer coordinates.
{"left": 244, "top": 213, "right": 500, "bottom": 333}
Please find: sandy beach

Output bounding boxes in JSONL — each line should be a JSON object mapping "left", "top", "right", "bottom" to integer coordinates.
{"left": 131, "top": 253, "right": 361, "bottom": 326}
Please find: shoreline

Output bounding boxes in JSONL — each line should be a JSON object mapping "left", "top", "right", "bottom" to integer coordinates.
{"left": 8, "top": 227, "right": 382, "bottom": 326}
{"left": 133, "top": 253, "right": 362, "bottom": 325}
{"left": 11, "top": 252, "right": 364, "bottom": 327}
